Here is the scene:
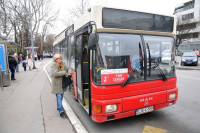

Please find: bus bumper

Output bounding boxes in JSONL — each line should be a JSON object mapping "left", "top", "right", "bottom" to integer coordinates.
{"left": 92, "top": 101, "right": 176, "bottom": 123}
{"left": 91, "top": 88, "right": 178, "bottom": 123}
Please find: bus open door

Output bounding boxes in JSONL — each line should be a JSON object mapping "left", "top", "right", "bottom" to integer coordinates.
{"left": 75, "top": 32, "right": 90, "bottom": 113}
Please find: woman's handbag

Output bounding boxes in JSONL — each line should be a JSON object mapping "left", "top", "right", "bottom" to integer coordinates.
{"left": 62, "top": 75, "right": 73, "bottom": 88}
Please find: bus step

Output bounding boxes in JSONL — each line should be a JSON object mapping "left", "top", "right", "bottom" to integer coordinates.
{"left": 84, "top": 89, "right": 89, "bottom": 108}
{"left": 84, "top": 98, "right": 89, "bottom": 108}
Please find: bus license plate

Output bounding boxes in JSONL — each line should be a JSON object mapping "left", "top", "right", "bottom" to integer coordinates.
{"left": 136, "top": 106, "right": 154, "bottom": 115}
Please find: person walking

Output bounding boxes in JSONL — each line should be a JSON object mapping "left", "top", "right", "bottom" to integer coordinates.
{"left": 8, "top": 56, "right": 18, "bottom": 80}
{"left": 22, "top": 60, "right": 27, "bottom": 71}
{"left": 19, "top": 54, "right": 22, "bottom": 63}
{"left": 14, "top": 53, "right": 19, "bottom": 72}
{"left": 51, "top": 54, "right": 71, "bottom": 118}
{"left": 27, "top": 54, "right": 33, "bottom": 71}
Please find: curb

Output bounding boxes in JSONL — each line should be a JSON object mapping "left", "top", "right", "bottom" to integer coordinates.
{"left": 175, "top": 66, "right": 200, "bottom": 70}
{"left": 43, "top": 61, "right": 88, "bottom": 133}
{"left": 175, "top": 61, "right": 200, "bottom": 70}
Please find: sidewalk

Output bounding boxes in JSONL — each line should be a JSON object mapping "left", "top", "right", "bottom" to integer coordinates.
{"left": 0, "top": 59, "right": 74, "bottom": 133}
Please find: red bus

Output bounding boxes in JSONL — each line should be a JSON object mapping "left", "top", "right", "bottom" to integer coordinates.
{"left": 53, "top": 5, "right": 178, "bottom": 123}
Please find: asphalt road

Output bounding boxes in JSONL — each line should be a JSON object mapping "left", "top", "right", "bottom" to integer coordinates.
{"left": 64, "top": 69, "right": 200, "bottom": 133}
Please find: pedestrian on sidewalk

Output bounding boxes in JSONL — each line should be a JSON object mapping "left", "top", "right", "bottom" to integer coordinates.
{"left": 8, "top": 55, "right": 17, "bottom": 80}
{"left": 22, "top": 60, "right": 27, "bottom": 71}
{"left": 19, "top": 54, "right": 22, "bottom": 63}
{"left": 51, "top": 54, "right": 71, "bottom": 118}
{"left": 27, "top": 54, "right": 33, "bottom": 71}
{"left": 14, "top": 53, "right": 19, "bottom": 72}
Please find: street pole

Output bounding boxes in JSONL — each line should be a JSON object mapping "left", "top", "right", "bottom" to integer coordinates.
{"left": 28, "top": 0, "right": 36, "bottom": 69}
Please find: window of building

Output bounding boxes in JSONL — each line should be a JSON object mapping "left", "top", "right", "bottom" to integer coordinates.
{"left": 177, "top": 23, "right": 196, "bottom": 31}
{"left": 174, "top": 1, "right": 194, "bottom": 13}
{"left": 182, "top": 12, "right": 194, "bottom": 20}
{"left": 193, "top": 33, "right": 198, "bottom": 38}
{"left": 180, "top": 33, "right": 199, "bottom": 39}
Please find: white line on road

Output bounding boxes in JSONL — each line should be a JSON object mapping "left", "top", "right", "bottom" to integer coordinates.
{"left": 43, "top": 60, "right": 88, "bottom": 133}
{"left": 178, "top": 75, "right": 200, "bottom": 81}
{"left": 43, "top": 60, "right": 53, "bottom": 83}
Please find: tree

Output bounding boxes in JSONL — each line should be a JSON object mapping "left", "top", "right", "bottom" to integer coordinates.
{"left": 40, "top": 11, "right": 58, "bottom": 51}
{"left": 62, "top": 0, "right": 89, "bottom": 26}
{"left": 176, "top": 18, "right": 194, "bottom": 48}
{"left": 0, "top": 0, "right": 13, "bottom": 35}
{"left": 34, "top": 34, "right": 42, "bottom": 49}
{"left": 43, "top": 34, "right": 55, "bottom": 52}
{"left": 0, "top": 0, "right": 58, "bottom": 54}
{"left": 62, "top": 0, "right": 107, "bottom": 26}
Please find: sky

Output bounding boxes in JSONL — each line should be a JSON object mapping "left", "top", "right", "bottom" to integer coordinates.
{"left": 50, "top": 0, "right": 190, "bottom": 35}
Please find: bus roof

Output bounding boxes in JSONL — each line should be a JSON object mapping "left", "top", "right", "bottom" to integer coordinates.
{"left": 54, "top": 5, "right": 176, "bottom": 46}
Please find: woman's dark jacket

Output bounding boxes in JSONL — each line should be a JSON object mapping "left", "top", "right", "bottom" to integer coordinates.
{"left": 9, "top": 57, "right": 17, "bottom": 68}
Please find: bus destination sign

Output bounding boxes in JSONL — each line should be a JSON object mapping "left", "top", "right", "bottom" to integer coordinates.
{"left": 101, "top": 68, "right": 128, "bottom": 84}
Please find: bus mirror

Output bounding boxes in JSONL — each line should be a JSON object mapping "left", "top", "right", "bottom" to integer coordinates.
{"left": 88, "top": 33, "right": 96, "bottom": 49}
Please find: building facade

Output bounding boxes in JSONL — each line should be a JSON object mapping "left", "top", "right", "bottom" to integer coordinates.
{"left": 174, "top": 0, "right": 200, "bottom": 52}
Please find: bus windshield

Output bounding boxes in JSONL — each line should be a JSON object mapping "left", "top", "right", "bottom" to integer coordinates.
{"left": 92, "top": 33, "right": 175, "bottom": 85}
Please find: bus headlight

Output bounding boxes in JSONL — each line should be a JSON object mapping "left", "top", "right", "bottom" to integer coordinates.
{"left": 105, "top": 104, "right": 117, "bottom": 113}
{"left": 169, "top": 92, "right": 176, "bottom": 100}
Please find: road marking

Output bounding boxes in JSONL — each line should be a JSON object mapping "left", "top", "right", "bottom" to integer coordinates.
{"left": 43, "top": 60, "right": 53, "bottom": 83}
{"left": 178, "top": 75, "right": 200, "bottom": 81}
{"left": 142, "top": 126, "right": 168, "bottom": 133}
{"left": 43, "top": 60, "right": 88, "bottom": 133}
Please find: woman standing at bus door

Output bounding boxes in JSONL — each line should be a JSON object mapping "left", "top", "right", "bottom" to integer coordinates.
{"left": 51, "top": 54, "right": 71, "bottom": 118}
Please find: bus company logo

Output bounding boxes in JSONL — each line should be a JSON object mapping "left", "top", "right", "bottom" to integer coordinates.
{"left": 140, "top": 97, "right": 153, "bottom": 106}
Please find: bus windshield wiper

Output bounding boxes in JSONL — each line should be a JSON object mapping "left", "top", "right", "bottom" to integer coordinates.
{"left": 121, "top": 62, "right": 141, "bottom": 87}
{"left": 146, "top": 43, "right": 167, "bottom": 81}
{"left": 121, "top": 74, "right": 135, "bottom": 87}
{"left": 152, "top": 60, "right": 168, "bottom": 81}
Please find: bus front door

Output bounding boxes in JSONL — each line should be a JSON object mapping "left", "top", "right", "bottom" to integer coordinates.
{"left": 75, "top": 35, "right": 84, "bottom": 105}
{"left": 75, "top": 34, "right": 90, "bottom": 110}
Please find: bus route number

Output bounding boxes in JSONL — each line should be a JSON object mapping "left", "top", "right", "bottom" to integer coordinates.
{"left": 101, "top": 69, "right": 128, "bottom": 84}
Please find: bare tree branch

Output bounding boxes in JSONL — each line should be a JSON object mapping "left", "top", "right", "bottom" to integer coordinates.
{"left": 0, "top": 0, "right": 58, "bottom": 53}
{"left": 176, "top": 18, "right": 194, "bottom": 48}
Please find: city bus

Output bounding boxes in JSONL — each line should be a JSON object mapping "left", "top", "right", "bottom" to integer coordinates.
{"left": 53, "top": 5, "right": 178, "bottom": 123}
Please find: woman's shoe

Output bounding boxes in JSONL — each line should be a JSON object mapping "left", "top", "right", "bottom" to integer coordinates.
{"left": 60, "top": 112, "right": 68, "bottom": 119}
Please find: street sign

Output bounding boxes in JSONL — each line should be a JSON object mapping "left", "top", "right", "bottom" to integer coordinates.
{"left": 0, "top": 45, "right": 6, "bottom": 71}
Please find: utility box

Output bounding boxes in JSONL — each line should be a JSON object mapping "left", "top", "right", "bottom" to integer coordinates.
{"left": 0, "top": 40, "right": 11, "bottom": 87}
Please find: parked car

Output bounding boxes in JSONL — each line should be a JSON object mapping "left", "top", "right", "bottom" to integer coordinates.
{"left": 43, "top": 53, "right": 53, "bottom": 58}
{"left": 181, "top": 52, "right": 198, "bottom": 66}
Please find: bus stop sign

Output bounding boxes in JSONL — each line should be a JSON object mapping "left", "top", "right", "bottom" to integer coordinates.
{"left": 0, "top": 45, "right": 6, "bottom": 71}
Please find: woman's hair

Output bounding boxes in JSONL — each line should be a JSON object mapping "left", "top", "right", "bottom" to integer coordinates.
{"left": 12, "top": 55, "right": 17, "bottom": 60}
{"left": 53, "top": 54, "right": 62, "bottom": 62}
